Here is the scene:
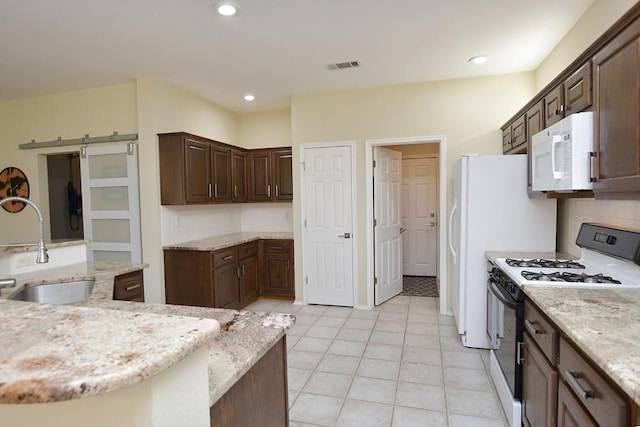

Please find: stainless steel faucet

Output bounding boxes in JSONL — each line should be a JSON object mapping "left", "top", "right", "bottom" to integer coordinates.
{"left": 0, "top": 196, "right": 49, "bottom": 263}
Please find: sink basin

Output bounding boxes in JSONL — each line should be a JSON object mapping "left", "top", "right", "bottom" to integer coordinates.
{"left": 9, "top": 280, "right": 95, "bottom": 304}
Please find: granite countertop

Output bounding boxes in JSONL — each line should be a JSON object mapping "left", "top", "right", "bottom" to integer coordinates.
{"left": 0, "top": 261, "right": 147, "bottom": 302}
{"left": 0, "top": 239, "right": 87, "bottom": 256}
{"left": 163, "top": 231, "right": 294, "bottom": 251}
{"left": 0, "top": 259, "right": 295, "bottom": 407}
{"left": 81, "top": 300, "right": 295, "bottom": 406}
{"left": 0, "top": 299, "right": 220, "bottom": 403}
{"left": 523, "top": 286, "right": 640, "bottom": 406}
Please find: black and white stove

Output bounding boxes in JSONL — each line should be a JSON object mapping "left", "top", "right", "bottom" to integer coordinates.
{"left": 494, "top": 223, "right": 640, "bottom": 302}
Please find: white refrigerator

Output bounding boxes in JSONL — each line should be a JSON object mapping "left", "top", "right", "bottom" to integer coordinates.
{"left": 449, "top": 154, "right": 556, "bottom": 349}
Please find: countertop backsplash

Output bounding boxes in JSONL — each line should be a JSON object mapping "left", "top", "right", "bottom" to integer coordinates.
{"left": 0, "top": 240, "right": 88, "bottom": 275}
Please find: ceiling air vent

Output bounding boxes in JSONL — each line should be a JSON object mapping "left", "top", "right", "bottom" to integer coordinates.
{"left": 328, "top": 60, "right": 361, "bottom": 70}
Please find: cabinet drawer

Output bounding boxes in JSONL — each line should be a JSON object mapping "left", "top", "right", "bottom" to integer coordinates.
{"left": 524, "top": 301, "right": 558, "bottom": 365}
{"left": 213, "top": 247, "right": 238, "bottom": 268}
{"left": 263, "top": 240, "right": 292, "bottom": 253}
{"left": 113, "top": 270, "right": 144, "bottom": 301}
{"left": 238, "top": 241, "right": 259, "bottom": 260}
{"left": 559, "top": 337, "right": 629, "bottom": 427}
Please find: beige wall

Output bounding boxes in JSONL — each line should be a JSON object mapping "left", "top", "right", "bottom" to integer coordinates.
{"left": 535, "top": 0, "right": 637, "bottom": 91}
{"left": 0, "top": 83, "right": 137, "bottom": 244}
{"left": 238, "top": 109, "right": 292, "bottom": 149}
{"left": 291, "top": 73, "right": 537, "bottom": 307}
{"left": 535, "top": 0, "right": 640, "bottom": 253}
{"left": 136, "top": 78, "right": 239, "bottom": 302}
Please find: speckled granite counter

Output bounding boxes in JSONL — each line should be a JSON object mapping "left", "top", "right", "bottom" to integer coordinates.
{"left": 0, "top": 261, "right": 147, "bottom": 302}
{"left": 164, "top": 231, "right": 293, "bottom": 251}
{"left": 80, "top": 300, "right": 295, "bottom": 406}
{"left": 0, "top": 239, "right": 87, "bottom": 256}
{"left": 523, "top": 286, "right": 640, "bottom": 406}
{"left": 0, "top": 299, "right": 220, "bottom": 403}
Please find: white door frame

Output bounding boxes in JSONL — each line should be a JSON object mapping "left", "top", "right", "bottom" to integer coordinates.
{"left": 365, "top": 136, "right": 448, "bottom": 315}
{"left": 300, "top": 141, "right": 358, "bottom": 306}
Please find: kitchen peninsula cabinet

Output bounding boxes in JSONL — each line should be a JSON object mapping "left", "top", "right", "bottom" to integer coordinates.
{"left": 158, "top": 132, "right": 234, "bottom": 205}
{"left": 592, "top": 15, "right": 640, "bottom": 198}
{"left": 112, "top": 269, "right": 145, "bottom": 302}
{"left": 249, "top": 148, "right": 293, "bottom": 202}
{"left": 261, "top": 239, "right": 294, "bottom": 298}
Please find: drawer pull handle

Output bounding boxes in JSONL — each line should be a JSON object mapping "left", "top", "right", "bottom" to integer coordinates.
{"left": 223, "top": 255, "right": 233, "bottom": 261}
{"left": 125, "top": 284, "right": 141, "bottom": 292}
{"left": 271, "top": 246, "right": 284, "bottom": 251}
{"left": 525, "top": 319, "right": 542, "bottom": 335}
{"left": 565, "top": 370, "right": 594, "bottom": 399}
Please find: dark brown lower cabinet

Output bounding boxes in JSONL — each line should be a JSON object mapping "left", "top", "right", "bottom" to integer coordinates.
{"left": 523, "top": 331, "right": 558, "bottom": 427}
{"left": 210, "top": 337, "right": 288, "bottom": 427}
{"left": 113, "top": 270, "right": 145, "bottom": 302}
{"left": 557, "top": 381, "right": 597, "bottom": 427}
{"left": 261, "top": 240, "right": 294, "bottom": 298}
{"left": 164, "top": 239, "right": 294, "bottom": 309}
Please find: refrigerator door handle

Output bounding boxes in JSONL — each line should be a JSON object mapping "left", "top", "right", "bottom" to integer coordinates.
{"left": 448, "top": 199, "right": 458, "bottom": 262}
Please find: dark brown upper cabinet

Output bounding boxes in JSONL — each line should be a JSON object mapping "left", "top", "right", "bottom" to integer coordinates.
{"left": 503, "top": 114, "right": 527, "bottom": 154}
{"left": 544, "top": 62, "right": 593, "bottom": 127}
{"left": 249, "top": 148, "right": 293, "bottom": 202}
{"left": 159, "top": 132, "right": 292, "bottom": 205}
{"left": 592, "top": 15, "right": 640, "bottom": 198}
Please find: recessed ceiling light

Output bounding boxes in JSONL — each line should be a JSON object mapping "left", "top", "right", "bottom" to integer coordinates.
{"left": 215, "top": 3, "right": 237, "bottom": 16}
{"left": 469, "top": 55, "right": 489, "bottom": 64}
{"left": 244, "top": 94, "right": 255, "bottom": 101}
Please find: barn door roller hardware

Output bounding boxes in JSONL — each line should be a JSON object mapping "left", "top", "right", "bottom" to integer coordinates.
{"left": 19, "top": 132, "right": 138, "bottom": 150}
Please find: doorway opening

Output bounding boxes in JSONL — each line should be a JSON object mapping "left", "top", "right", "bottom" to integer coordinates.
{"left": 366, "top": 136, "right": 448, "bottom": 314}
{"left": 46, "top": 152, "right": 84, "bottom": 241}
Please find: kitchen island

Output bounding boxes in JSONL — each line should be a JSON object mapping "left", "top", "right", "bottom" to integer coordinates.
{"left": 0, "top": 261, "right": 295, "bottom": 426}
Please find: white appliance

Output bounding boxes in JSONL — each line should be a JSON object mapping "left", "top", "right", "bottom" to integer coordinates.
{"left": 531, "top": 112, "right": 594, "bottom": 192}
{"left": 487, "top": 223, "right": 640, "bottom": 427}
{"left": 449, "top": 154, "right": 556, "bottom": 349}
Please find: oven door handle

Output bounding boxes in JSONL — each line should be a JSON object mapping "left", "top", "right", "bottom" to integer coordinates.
{"left": 487, "top": 277, "right": 519, "bottom": 310}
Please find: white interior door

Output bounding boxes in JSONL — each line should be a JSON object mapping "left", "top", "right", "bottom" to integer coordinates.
{"left": 374, "top": 147, "right": 402, "bottom": 305}
{"left": 80, "top": 143, "right": 142, "bottom": 263}
{"left": 402, "top": 157, "right": 438, "bottom": 276}
{"left": 303, "top": 145, "right": 354, "bottom": 306}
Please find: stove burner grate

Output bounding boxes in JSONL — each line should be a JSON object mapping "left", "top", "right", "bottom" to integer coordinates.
{"left": 506, "top": 258, "right": 585, "bottom": 269}
{"left": 521, "top": 270, "right": 621, "bottom": 284}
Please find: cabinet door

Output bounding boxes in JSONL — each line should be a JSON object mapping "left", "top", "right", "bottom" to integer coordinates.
{"left": 164, "top": 250, "right": 214, "bottom": 307}
{"left": 273, "top": 149, "right": 293, "bottom": 201}
{"left": 239, "top": 256, "right": 259, "bottom": 305}
{"left": 544, "top": 84, "right": 565, "bottom": 126}
{"left": 231, "top": 149, "right": 248, "bottom": 202}
{"left": 113, "top": 270, "right": 144, "bottom": 302}
{"left": 522, "top": 332, "right": 558, "bottom": 427}
{"left": 185, "top": 139, "right": 211, "bottom": 204}
{"left": 558, "top": 381, "right": 598, "bottom": 427}
{"left": 211, "top": 144, "right": 232, "bottom": 202}
{"left": 564, "top": 61, "right": 592, "bottom": 114}
{"left": 593, "top": 17, "right": 640, "bottom": 195}
{"left": 262, "top": 240, "right": 293, "bottom": 297}
{"left": 526, "top": 100, "right": 545, "bottom": 192}
{"left": 502, "top": 127, "right": 512, "bottom": 153}
{"left": 213, "top": 263, "right": 240, "bottom": 309}
{"left": 510, "top": 114, "right": 527, "bottom": 153}
{"left": 249, "top": 151, "right": 273, "bottom": 202}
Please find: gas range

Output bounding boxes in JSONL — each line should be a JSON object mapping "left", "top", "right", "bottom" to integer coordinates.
{"left": 493, "top": 223, "right": 640, "bottom": 301}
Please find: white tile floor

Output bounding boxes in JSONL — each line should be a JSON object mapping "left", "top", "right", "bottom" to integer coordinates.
{"left": 244, "top": 295, "right": 509, "bottom": 427}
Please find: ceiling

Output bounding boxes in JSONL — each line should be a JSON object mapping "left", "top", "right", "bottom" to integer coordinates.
{"left": 0, "top": 0, "right": 595, "bottom": 113}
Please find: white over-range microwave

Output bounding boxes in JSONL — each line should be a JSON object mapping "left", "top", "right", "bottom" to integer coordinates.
{"left": 531, "top": 112, "right": 594, "bottom": 192}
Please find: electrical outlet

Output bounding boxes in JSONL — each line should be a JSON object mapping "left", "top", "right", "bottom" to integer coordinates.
{"left": 15, "top": 254, "right": 34, "bottom": 267}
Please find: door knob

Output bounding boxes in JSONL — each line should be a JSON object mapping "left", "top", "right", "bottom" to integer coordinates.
{"left": 400, "top": 228, "right": 406, "bottom": 233}
{"left": 338, "top": 233, "right": 351, "bottom": 239}
{"left": 428, "top": 222, "right": 436, "bottom": 227}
